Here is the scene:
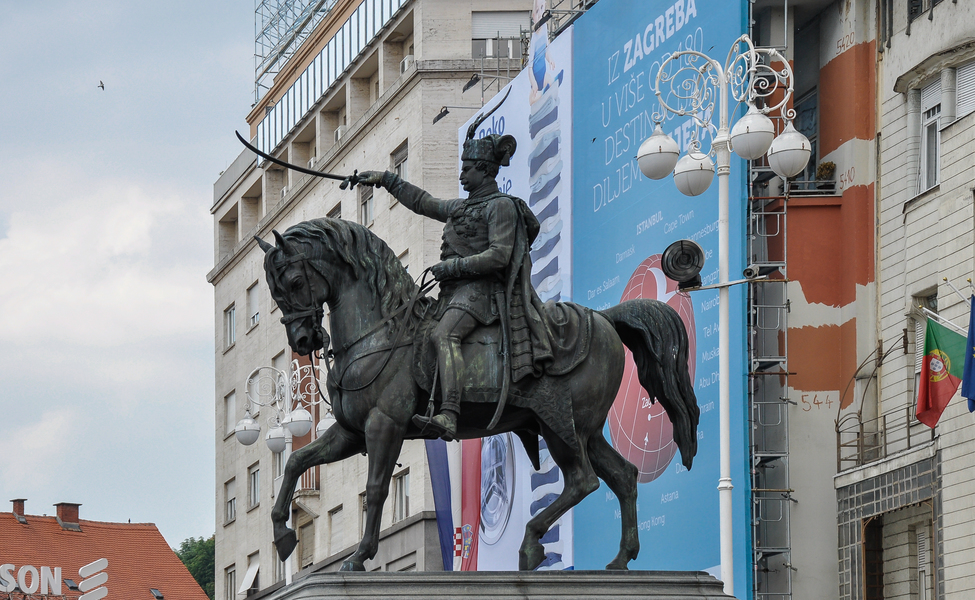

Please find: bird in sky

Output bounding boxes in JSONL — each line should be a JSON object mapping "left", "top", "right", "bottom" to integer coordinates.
{"left": 98, "top": 81, "right": 105, "bottom": 90}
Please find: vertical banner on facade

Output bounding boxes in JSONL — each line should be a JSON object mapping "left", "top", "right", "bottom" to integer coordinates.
{"left": 570, "top": 0, "right": 750, "bottom": 595}
{"left": 456, "top": 19, "right": 575, "bottom": 571}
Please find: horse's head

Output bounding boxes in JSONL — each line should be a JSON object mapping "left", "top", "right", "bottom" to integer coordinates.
{"left": 257, "top": 229, "right": 331, "bottom": 357}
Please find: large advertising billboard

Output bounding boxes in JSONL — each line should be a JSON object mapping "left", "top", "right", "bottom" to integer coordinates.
{"left": 570, "top": 0, "right": 751, "bottom": 595}
{"left": 453, "top": 18, "right": 575, "bottom": 572}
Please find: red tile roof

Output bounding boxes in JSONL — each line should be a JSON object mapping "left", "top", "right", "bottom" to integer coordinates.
{"left": 0, "top": 511, "right": 209, "bottom": 600}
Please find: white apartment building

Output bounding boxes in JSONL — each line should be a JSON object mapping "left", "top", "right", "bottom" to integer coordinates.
{"left": 836, "top": 0, "right": 975, "bottom": 598}
{"left": 209, "top": 1, "right": 532, "bottom": 598}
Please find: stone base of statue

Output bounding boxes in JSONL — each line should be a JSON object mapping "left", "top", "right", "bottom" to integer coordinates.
{"left": 259, "top": 570, "right": 737, "bottom": 599}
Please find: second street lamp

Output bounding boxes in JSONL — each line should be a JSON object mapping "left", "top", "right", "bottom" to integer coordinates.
{"left": 637, "top": 34, "right": 810, "bottom": 596}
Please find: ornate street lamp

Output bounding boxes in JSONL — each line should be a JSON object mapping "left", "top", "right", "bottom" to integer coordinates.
{"left": 234, "top": 361, "right": 333, "bottom": 452}
{"left": 637, "top": 35, "right": 809, "bottom": 596}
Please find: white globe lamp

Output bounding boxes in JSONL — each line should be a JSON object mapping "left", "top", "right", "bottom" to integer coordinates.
{"left": 316, "top": 410, "right": 337, "bottom": 437}
{"left": 767, "top": 121, "right": 811, "bottom": 178}
{"left": 266, "top": 425, "right": 287, "bottom": 454}
{"left": 283, "top": 407, "right": 313, "bottom": 437}
{"left": 234, "top": 410, "right": 261, "bottom": 446}
{"left": 673, "top": 151, "right": 715, "bottom": 196}
{"left": 637, "top": 124, "right": 680, "bottom": 180}
{"left": 730, "top": 105, "right": 775, "bottom": 160}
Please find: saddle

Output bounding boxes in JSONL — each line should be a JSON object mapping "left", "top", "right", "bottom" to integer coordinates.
{"left": 411, "top": 300, "right": 594, "bottom": 449}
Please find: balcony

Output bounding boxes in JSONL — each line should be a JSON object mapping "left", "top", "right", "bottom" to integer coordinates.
{"left": 836, "top": 406, "right": 935, "bottom": 471}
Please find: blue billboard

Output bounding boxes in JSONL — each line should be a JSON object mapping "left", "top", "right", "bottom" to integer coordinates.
{"left": 570, "top": 0, "right": 751, "bottom": 595}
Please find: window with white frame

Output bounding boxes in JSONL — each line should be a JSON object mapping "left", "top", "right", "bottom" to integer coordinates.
{"left": 225, "top": 391, "right": 237, "bottom": 436}
{"left": 919, "top": 78, "right": 941, "bottom": 192}
{"left": 359, "top": 185, "right": 374, "bottom": 226}
{"left": 225, "top": 478, "right": 237, "bottom": 524}
{"left": 248, "top": 463, "right": 260, "bottom": 509}
{"left": 225, "top": 304, "right": 237, "bottom": 348}
{"left": 240, "top": 552, "right": 259, "bottom": 596}
{"left": 393, "top": 469, "right": 410, "bottom": 522}
{"left": 224, "top": 566, "right": 236, "bottom": 600}
{"left": 247, "top": 282, "right": 260, "bottom": 329}
{"left": 327, "top": 203, "right": 341, "bottom": 220}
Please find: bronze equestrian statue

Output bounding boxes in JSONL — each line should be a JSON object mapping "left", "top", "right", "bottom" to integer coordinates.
{"left": 357, "top": 133, "right": 552, "bottom": 441}
{"left": 253, "top": 124, "right": 699, "bottom": 573}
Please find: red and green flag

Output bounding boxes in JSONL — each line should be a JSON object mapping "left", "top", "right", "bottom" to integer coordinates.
{"left": 916, "top": 317, "right": 967, "bottom": 427}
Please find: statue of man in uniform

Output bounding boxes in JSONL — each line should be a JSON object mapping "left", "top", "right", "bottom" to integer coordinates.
{"left": 358, "top": 133, "right": 552, "bottom": 440}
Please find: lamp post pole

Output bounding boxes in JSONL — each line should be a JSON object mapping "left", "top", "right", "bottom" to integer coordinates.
{"left": 638, "top": 35, "right": 809, "bottom": 596}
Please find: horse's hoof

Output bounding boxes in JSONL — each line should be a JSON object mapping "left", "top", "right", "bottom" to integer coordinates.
{"left": 606, "top": 559, "right": 630, "bottom": 571}
{"left": 518, "top": 542, "right": 545, "bottom": 571}
{"left": 274, "top": 529, "right": 298, "bottom": 561}
{"left": 340, "top": 559, "right": 365, "bottom": 571}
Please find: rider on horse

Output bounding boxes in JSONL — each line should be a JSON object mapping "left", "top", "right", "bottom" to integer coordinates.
{"left": 359, "top": 133, "right": 554, "bottom": 440}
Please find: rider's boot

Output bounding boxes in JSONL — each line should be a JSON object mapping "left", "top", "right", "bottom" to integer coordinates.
{"left": 413, "top": 392, "right": 459, "bottom": 441}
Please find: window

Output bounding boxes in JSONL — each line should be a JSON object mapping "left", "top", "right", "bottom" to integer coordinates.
{"left": 391, "top": 142, "right": 409, "bottom": 182}
{"left": 793, "top": 90, "right": 819, "bottom": 189}
{"left": 398, "top": 249, "right": 410, "bottom": 275}
{"left": 299, "top": 521, "right": 316, "bottom": 569}
{"left": 273, "top": 552, "right": 286, "bottom": 583}
{"left": 225, "top": 391, "right": 237, "bottom": 436}
{"left": 224, "top": 304, "right": 236, "bottom": 348}
{"left": 359, "top": 493, "right": 368, "bottom": 537}
{"left": 908, "top": 0, "right": 944, "bottom": 23}
{"left": 393, "top": 470, "right": 410, "bottom": 522}
{"left": 919, "top": 77, "right": 941, "bottom": 192}
{"left": 247, "top": 283, "right": 260, "bottom": 329}
{"left": 224, "top": 566, "right": 236, "bottom": 600}
{"left": 957, "top": 60, "right": 975, "bottom": 117}
{"left": 359, "top": 185, "right": 374, "bottom": 226}
{"left": 272, "top": 350, "right": 290, "bottom": 401}
{"left": 471, "top": 11, "right": 529, "bottom": 58}
{"left": 328, "top": 505, "right": 343, "bottom": 554}
{"left": 327, "top": 203, "right": 341, "bottom": 220}
{"left": 913, "top": 293, "right": 938, "bottom": 399}
{"left": 248, "top": 463, "right": 260, "bottom": 509}
{"left": 225, "top": 478, "right": 237, "bottom": 524}
{"left": 272, "top": 448, "right": 284, "bottom": 490}
{"left": 239, "top": 553, "right": 259, "bottom": 596}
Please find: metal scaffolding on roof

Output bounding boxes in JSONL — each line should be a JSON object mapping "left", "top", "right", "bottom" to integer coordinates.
{"left": 255, "top": 0, "right": 339, "bottom": 103}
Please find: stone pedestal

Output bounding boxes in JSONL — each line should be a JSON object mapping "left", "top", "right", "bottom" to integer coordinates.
{"left": 259, "top": 570, "right": 737, "bottom": 599}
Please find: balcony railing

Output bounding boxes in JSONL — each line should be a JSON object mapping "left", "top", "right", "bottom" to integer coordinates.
{"left": 836, "top": 406, "right": 935, "bottom": 471}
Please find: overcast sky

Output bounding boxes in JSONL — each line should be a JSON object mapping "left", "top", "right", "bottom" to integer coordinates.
{"left": 0, "top": 1, "right": 254, "bottom": 547}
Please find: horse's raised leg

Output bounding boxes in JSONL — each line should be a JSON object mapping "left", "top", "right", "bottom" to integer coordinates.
{"left": 340, "top": 409, "right": 406, "bottom": 571}
{"left": 271, "top": 424, "right": 365, "bottom": 561}
{"left": 588, "top": 433, "right": 640, "bottom": 569}
{"left": 519, "top": 433, "right": 599, "bottom": 571}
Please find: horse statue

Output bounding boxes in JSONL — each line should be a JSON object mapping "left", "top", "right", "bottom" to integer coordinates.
{"left": 257, "top": 217, "right": 699, "bottom": 572}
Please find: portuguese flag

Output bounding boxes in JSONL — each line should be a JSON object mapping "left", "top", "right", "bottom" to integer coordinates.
{"left": 916, "top": 317, "right": 967, "bottom": 427}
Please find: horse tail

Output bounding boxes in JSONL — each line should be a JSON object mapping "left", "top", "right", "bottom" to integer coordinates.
{"left": 599, "top": 299, "right": 699, "bottom": 470}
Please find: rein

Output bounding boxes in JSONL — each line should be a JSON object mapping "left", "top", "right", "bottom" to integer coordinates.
{"left": 315, "top": 268, "right": 436, "bottom": 394}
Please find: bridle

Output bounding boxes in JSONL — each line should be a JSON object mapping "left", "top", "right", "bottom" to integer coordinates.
{"left": 274, "top": 246, "right": 435, "bottom": 398}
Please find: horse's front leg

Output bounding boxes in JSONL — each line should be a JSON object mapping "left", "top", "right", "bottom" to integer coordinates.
{"left": 340, "top": 409, "right": 406, "bottom": 571}
{"left": 272, "top": 424, "right": 365, "bottom": 561}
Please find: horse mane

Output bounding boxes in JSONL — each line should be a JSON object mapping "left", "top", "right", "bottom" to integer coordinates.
{"left": 274, "top": 218, "right": 417, "bottom": 318}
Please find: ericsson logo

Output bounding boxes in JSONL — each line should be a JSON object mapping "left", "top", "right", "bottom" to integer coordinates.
{"left": 79, "top": 558, "right": 108, "bottom": 600}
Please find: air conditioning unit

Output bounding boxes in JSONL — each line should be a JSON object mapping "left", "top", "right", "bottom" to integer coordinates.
{"left": 280, "top": 186, "right": 288, "bottom": 199}
{"left": 334, "top": 126, "right": 347, "bottom": 143}
{"left": 400, "top": 55, "right": 414, "bottom": 75}
{"left": 307, "top": 157, "right": 317, "bottom": 169}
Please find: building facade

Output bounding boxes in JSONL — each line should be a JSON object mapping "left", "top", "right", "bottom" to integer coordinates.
{"left": 835, "top": 1, "right": 975, "bottom": 599}
{"left": 209, "top": 1, "right": 532, "bottom": 598}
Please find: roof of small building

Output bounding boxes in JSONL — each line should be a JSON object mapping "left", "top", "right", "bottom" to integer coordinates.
{"left": 0, "top": 510, "right": 209, "bottom": 600}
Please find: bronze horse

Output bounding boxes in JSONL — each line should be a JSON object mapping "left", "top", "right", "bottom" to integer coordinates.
{"left": 258, "top": 217, "right": 699, "bottom": 572}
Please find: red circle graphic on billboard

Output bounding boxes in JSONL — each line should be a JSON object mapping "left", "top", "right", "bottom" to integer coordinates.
{"left": 608, "top": 255, "right": 696, "bottom": 483}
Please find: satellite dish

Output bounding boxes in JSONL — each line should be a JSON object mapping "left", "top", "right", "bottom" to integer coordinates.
{"left": 661, "top": 239, "right": 705, "bottom": 289}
